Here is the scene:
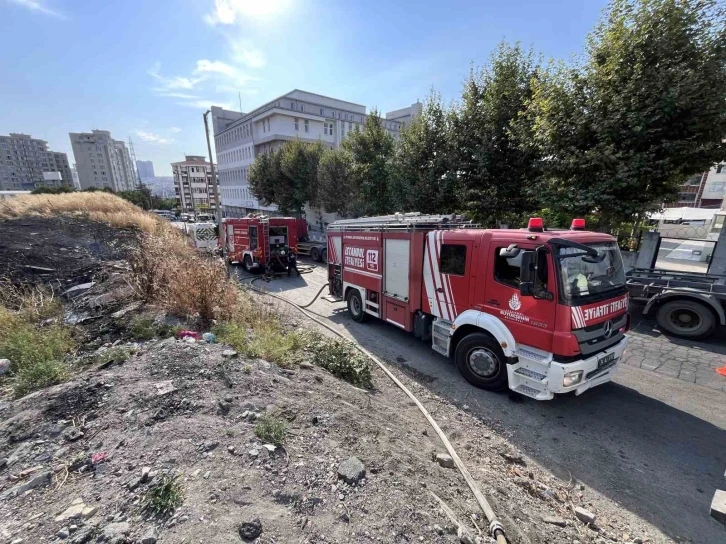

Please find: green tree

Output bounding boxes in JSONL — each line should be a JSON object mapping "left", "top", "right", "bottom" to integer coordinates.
{"left": 317, "top": 147, "right": 354, "bottom": 216}
{"left": 452, "top": 43, "right": 541, "bottom": 227}
{"left": 391, "top": 92, "right": 458, "bottom": 213}
{"left": 118, "top": 190, "right": 152, "bottom": 210}
{"left": 248, "top": 148, "right": 281, "bottom": 210}
{"left": 342, "top": 109, "right": 395, "bottom": 216}
{"left": 529, "top": 0, "right": 726, "bottom": 225}
{"left": 30, "top": 185, "right": 75, "bottom": 195}
{"left": 280, "top": 139, "right": 325, "bottom": 214}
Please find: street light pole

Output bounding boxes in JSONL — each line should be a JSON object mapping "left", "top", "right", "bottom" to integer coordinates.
{"left": 203, "top": 110, "right": 223, "bottom": 225}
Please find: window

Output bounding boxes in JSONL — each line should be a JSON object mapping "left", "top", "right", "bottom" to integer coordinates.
{"left": 300, "top": 104, "right": 304, "bottom": 112}
{"left": 494, "top": 247, "right": 523, "bottom": 288}
{"left": 304, "top": 119, "right": 309, "bottom": 132}
{"left": 440, "top": 244, "right": 467, "bottom": 276}
{"left": 320, "top": 108, "right": 324, "bottom": 115}
{"left": 294, "top": 118, "right": 299, "bottom": 131}
{"left": 709, "top": 182, "right": 725, "bottom": 193}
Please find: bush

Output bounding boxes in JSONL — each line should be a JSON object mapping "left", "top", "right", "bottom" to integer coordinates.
{"left": 141, "top": 474, "right": 184, "bottom": 517}
{"left": 213, "top": 318, "right": 305, "bottom": 368}
{"left": 127, "top": 317, "right": 179, "bottom": 341}
{"left": 86, "top": 347, "right": 133, "bottom": 368}
{"left": 255, "top": 416, "right": 287, "bottom": 446}
{"left": 0, "top": 306, "right": 74, "bottom": 397}
{"left": 306, "top": 333, "right": 372, "bottom": 389}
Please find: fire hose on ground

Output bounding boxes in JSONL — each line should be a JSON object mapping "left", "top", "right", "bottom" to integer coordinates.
{"left": 245, "top": 276, "right": 509, "bottom": 544}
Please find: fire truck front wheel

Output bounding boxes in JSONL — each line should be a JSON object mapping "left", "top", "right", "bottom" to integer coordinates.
{"left": 243, "top": 255, "right": 253, "bottom": 271}
{"left": 454, "top": 333, "right": 508, "bottom": 391}
{"left": 347, "top": 290, "right": 368, "bottom": 323}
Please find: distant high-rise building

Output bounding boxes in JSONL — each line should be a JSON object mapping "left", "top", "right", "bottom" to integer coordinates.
{"left": 136, "top": 160, "right": 155, "bottom": 181}
{"left": 211, "top": 89, "right": 410, "bottom": 217}
{"left": 0, "top": 133, "right": 72, "bottom": 190}
{"left": 69, "top": 130, "right": 136, "bottom": 191}
{"left": 172, "top": 155, "right": 218, "bottom": 213}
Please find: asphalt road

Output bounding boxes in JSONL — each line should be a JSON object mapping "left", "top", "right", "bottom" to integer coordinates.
{"left": 238, "top": 261, "right": 726, "bottom": 543}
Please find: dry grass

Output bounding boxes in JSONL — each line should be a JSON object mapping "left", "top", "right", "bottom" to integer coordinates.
{"left": 128, "top": 227, "right": 237, "bottom": 325}
{"left": 0, "top": 192, "right": 163, "bottom": 233}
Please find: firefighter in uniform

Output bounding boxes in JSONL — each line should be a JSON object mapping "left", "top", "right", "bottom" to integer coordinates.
{"left": 287, "top": 247, "right": 300, "bottom": 277}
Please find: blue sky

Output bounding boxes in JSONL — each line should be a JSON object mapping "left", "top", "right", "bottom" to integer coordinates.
{"left": 0, "top": 0, "right": 608, "bottom": 176}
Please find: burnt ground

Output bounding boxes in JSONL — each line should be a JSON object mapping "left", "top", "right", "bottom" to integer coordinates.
{"left": 0, "top": 216, "right": 142, "bottom": 347}
{"left": 0, "top": 216, "right": 135, "bottom": 288}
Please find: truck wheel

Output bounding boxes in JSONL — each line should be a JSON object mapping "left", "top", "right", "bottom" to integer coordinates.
{"left": 321, "top": 248, "right": 327, "bottom": 263}
{"left": 243, "top": 255, "right": 253, "bottom": 271}
{"left": 655, "top": 300, "right": 716, "bottom": 339}
{"left": 311, "top": 247, "right": 321, "bottom": 261}
{"left": 454, "top": 333, "right": 508, "bottom": 391}
{"left": 347, "top": 290, "right": 367, "bottom": 323}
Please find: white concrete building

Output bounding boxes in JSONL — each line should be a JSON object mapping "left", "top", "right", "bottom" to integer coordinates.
{"left": 211, "top": 89, "right": 410, "bottom": 217}
{"left": 0, "top": 133, "right": 72, "bottom": 190}
{"left": 386, "top": 101, "right": 423, "bottom": 130}
{"left": 172, "top": 155, "right": 218, "bottom": 214}
{"left": 69, "top": 130, "right": 136, "bottom": 192}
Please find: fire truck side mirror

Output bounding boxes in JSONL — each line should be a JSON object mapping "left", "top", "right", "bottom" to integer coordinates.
{"left": 519, "top": 250, "right": 536, "bottom": 297}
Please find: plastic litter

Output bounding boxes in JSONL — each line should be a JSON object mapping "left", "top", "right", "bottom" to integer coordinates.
{"left": 177, "top": 330, "right": 200, "bottom": 340}
{"left": 91, "top": 452, "right": 108, "bottom": 464}
{"left": 202, "top": 332, "right": 216, "bottom": 343}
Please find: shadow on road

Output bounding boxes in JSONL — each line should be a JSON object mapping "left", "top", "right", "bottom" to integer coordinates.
{"left": 325, "top": 310, "right": 726, "bottom": 543}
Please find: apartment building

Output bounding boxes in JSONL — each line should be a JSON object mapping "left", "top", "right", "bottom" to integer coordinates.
{"left": 0, "top": 133, "right": 72, "bottom": 190}
{"left": 172, "top": 155, "right": 218, "bottom": 214}
{"left": 211, "top": 89, "right": 417, "bottom": 217}
{"left": 666, "top": 164, "right": 726, "bottom": 209}
{"left": 136, "top": 160, "right": 155, "bottom": 181}
{"left": 69, "top": 130, "right": 136, "bottom": 191}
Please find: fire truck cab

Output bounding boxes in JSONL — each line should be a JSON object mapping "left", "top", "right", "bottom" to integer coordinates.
{"left": 327, "top": 213, "right": 630, "bottom": 400}
{"left": 222, "top": 216, "right": 300, "bottom": 271}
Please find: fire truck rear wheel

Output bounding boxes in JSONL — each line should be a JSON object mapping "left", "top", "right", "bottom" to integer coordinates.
{"left": 243, "top": 255, "right": 253, "bottom": 271}
{"left": 454, "top": 333, "right": 508, "bottom": 391}
{"left": 311, "top": 247, "right": 321, "bottom": 261}
{"left": 321, "top": 248, "right": 327, "bottom": 263}
{"left": 347, "top": 290, "right": 367, "bottom": 323}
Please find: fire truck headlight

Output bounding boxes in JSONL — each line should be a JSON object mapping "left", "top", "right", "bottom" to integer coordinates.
{"left": 563, "top": 371, "right": 583, "bottom": 387}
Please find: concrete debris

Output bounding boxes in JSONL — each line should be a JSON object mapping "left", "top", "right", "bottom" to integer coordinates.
{"left": 141, "top": 466, "right": 151, "bottom": 483}
{"left": 203, "top": 440, "right": 219, "bottom": 452}
{"left": 434, "top": 453, "right": 455, "bottom": 468}
{"left": 222, "top": 349, "right": 238, "bottom": 358}
{"left": 574, "top": 506, "right": 596, "bottom": 525}
{"left": 238, "top": 517, "right": 263, "bottom": 540}
{"left": 141, "top": 526, "right": 159, "bottom": 544}
{"left": 338, "top": 456, "right": 366, "bottom": 485}
{"left": 0, "top": 358, "right": 10, "bottom": 375}
{"left": 57, "top": 527, "right": 71, "bottom": 539}
{"left": 711, "top": 489, "right": 726, "bottom": 525}
{"left": 101, "top": 521, "right": 131, "bottom": 541}
{"left": 543, "top": 515, "right": 567, "bottom": 527}
{"left": 457, "top": 526, "right": 476, "bottom": 544}
{"left": 299, "top": 362, "right": 314, "bottom": 370}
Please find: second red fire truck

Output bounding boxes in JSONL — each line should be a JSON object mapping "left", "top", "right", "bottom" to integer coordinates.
{"left": 327, "top": 213, "right": 630, "bottom": 400}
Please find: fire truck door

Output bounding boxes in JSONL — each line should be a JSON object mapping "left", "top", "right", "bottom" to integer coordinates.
{"left": 425, "top": 231, "right": 472, "bottom": 321}
{"left": 483, "top": 243, "right": 557, "bottom": 350}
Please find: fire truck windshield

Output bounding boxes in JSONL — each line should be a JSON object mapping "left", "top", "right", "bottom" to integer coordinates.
{"left": 557, "top": 242, "right": 626, "bottom": 302}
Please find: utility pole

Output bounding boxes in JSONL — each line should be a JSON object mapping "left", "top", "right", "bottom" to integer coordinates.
{"left": 203, "top": 110, "right": 223, "bottom": 225}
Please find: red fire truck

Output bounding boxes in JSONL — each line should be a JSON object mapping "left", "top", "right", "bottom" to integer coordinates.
{"left": 222, "top": 216, "right": 300, "bottom": 271}
{"left": 327, "top": 213, "right": 630, "bottom": 400}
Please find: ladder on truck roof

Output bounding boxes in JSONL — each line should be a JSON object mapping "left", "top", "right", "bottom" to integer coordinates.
{"left": 262, "top": 219, "right": 270, "bottom": 263}
{"left": 327, "top": 212, "right": 478, "bottom": 232}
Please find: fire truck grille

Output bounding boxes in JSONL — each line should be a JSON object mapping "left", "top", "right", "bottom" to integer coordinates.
{"left": 514, "top": 367, "right": 547, "bottom": 381}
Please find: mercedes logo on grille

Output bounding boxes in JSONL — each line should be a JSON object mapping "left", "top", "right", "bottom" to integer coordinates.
{"left": 603, "top": 320, "right": 613, "bottom": 339}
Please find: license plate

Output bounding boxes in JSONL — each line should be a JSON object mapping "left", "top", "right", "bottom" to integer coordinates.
{"left": 597, "top": 352, "right": 617, "bottom": 370}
